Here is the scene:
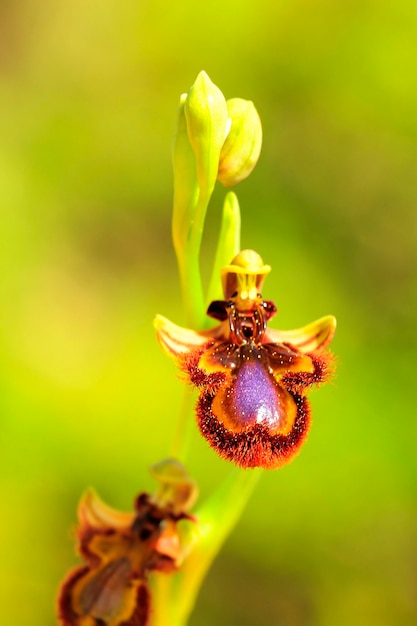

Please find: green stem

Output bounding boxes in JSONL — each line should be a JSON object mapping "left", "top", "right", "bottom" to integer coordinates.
{"left": 172, "top": 468, "right": 262, "bottom": 625}
{"left": 170, "top": 390, "right": 195, "bottom": 462}
{"left": 150, "top": 572, "right": 173, "bottom": 626}
{"left": 175, "top": 187, "right": 212, "bottom": 329}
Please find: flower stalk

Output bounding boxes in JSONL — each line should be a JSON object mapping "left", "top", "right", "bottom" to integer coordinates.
{"left": 151, "top": 72, "right": 267, "bottom": 626}
{"left": 58, "top": 70, "right": 335, "bottom": 626}
{"left": 153, "top": 71, "right": 335, "bottom": 625}
{"left": 169, "top": 468, "right": 262, "bottom": 625}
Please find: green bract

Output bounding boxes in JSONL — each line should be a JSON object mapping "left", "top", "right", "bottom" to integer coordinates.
{"left": 207, "top": 191, "right": 241, "bottom": 306}
{"left": 172, "top": 94, "right": 199, "bottom": 259}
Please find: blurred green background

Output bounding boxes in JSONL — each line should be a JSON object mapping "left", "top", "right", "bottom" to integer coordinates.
{"left": 1, "top": 1, "right": 416, "bottom": 624}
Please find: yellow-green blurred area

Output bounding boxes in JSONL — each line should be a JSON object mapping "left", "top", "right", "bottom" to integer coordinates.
{"left": 1, "top": 1, "right": 417, "bottom": 624}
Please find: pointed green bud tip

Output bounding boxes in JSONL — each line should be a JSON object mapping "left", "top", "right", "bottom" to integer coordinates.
{"left": 184, "top": 71, "right": 229, "bottom": 193}
{"left": 217, "top": 98, "right": 262, "bottom": 187}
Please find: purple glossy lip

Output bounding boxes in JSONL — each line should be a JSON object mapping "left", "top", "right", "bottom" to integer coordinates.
{"left": 231, "top": 357, "right": 284, "bottom": 428}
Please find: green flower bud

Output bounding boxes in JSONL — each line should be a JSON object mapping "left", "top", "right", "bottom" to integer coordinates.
{"left": 217, "top": 98, "right": 262, "bottom": 187}
{"left": 184, "top": 71, "right": 229, "bottom": 195}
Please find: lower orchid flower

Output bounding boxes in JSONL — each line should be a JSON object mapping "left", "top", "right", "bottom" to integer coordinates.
{"left": 58, "top": 460, "right": 198, "bottom": 626}
{"left": 155, "top": 250, "right": 336, "bottom": 470}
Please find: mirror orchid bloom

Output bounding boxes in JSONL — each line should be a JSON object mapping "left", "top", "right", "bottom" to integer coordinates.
{"left": 155, "top": 250, "right": 336, "bottom": 470}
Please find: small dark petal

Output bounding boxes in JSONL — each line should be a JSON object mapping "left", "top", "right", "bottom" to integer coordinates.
{"left": 134, "top": 493, "right": 150, "bottom": 510}
{"left": 132, "top": 511, "right": 162, "bottom": 536}
{"left": 206, "top": 300, "right": 229, "bottom": 321}
{"left": 261, "top": 300, "right": 277, "bottom": 321}
{"left": 131, "top": 495, "right": 164, "bottom": 544}
{"left": 197, "top": 391, "right": 311, "bottom": 469}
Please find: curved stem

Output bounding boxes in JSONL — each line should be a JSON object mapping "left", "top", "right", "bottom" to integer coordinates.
{"left": 172, "top": 468, "right": 262, "bottom": 625}
{"left": 150, "top": 574, "right": 172, "bottom": 626}
{"left": 175, "top": 188, "right": 212, "bottom": 329}
{"left": 170, "top": 390, "right": 195, "bottom": 462}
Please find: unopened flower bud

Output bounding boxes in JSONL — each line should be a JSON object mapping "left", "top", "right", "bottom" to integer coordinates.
{"left": 217, "top": 98, "right": 262, "bottom": 187}
{"left": 184, "top": 71, "right": 229, "bottom": 194}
